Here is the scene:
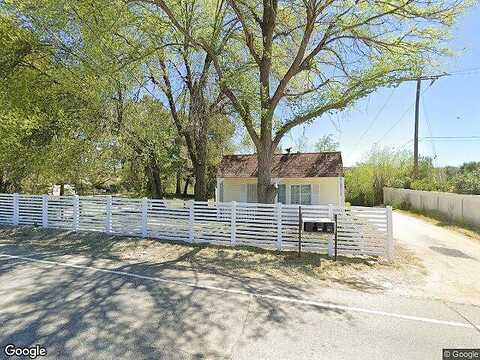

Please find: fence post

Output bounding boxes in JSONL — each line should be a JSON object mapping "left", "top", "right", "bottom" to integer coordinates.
{"left": 230, "top": 201, "right": 237, "bottom": 245}
{"left": 12, "top": 193, "right": 19, "bottom": 225}
{"left": 42, "top": 194, "right": 48, "bottom": 228}
{"left": 328, "top": 203, "right": 335, "bottom": 256}
{"left": 188, "top": 200, "right": 195, "bottom": 243}
{"left": 386, "top": 206, "right": 394, "bottom": 260}
{"left": 141, "top": 198, "right": 148, "bottom": 238}
{"left": 328, "top": 238, "right": 334, "bottom": 257}
{"left": 73, "top": 195, "right": 79, "bottom": 231}
{"left": 276, "top": 202, "right": 282, "bottom": 251}
{"left": 105, "top": 195, "right": 112, "bottom": 233}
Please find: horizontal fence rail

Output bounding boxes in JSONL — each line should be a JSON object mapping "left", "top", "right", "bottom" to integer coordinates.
{"left": 0, "top": 193, "right": 394, "bottom": 259}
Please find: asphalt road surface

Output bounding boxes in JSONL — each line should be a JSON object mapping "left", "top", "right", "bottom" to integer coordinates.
{"left": 0, "top": 217, "right": 479, "bottom": 359}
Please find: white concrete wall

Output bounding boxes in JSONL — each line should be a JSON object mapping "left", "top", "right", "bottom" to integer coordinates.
{"left": 384, "top": 187, "right": 480, "bottom": 226}
{"left": 220, "top": 177, "right": 344, "bottom": 205}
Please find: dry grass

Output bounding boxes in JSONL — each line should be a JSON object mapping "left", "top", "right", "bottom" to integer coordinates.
{"left": 0, "top": 225, "right": 425, "bottom": 293}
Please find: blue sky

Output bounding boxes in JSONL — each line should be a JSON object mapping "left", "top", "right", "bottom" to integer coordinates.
{"left": 281, "top": 6, "right": 480, "bottom": 167}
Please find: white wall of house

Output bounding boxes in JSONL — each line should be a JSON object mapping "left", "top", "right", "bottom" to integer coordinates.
{"left": 217, "top": 177, "right": 345, "bottom": 205}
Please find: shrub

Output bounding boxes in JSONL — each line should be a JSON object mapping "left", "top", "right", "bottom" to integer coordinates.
{"left": 452, "top": 169, "right": 480, "bottom": 195}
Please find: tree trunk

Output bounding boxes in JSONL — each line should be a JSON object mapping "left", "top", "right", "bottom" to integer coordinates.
{"left": 175, "top": 170, "right": 182, "bottom": 197}
{"left": 193, "top": 161, "right": 207, "bottom": 201}
{"left": 256, "top": 138, "right": 277, "bottom": 203}
{"left": 59, "top": 183, "right": 65, "bottom": 196}
{"left": 159, "top": 57, "right": 210, "bottom": 202}
{"left": 0, "top": 170, "right": 5, "bottom": 193}
{"left": 183, "top": 176, "right": 191, "bottom": 197}
{"left": 190, "top": 84, "right": 209, "bottom": 201}
{"left": 192, "top": 139, "right": 208, "bottom": 200}
{"left": 147, "top": 158, "right": 163, "bottom": 199}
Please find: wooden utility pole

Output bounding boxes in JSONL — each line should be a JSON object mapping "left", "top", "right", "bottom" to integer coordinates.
{"left": 413, "top": 79, "right": 421, "bottom": 178}
{"left": 407, "top": 73, "right": 448, "bottom": 178}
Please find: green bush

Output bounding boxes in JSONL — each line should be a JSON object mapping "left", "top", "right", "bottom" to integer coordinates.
{"left": 452, "top": 169, "right": 480, "bottom": 195}
{"left": 345, "top": 147, "right": 413, "bottom": 206}
{"left": 344, "top": 147, "right": 479, "bottom": 206}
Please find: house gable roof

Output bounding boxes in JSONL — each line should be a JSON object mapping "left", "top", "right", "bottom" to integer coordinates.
{"left": 217, "top": 152, "right": 343, "bottom": 178}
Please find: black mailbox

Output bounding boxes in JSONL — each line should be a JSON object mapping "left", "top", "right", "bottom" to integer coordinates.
{"left": 303, "top": 218, "right": 335, "bottom": 234}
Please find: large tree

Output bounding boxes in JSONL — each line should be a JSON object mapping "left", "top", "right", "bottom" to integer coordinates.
{"left": 0, "top": 7, "right": 111, "bottom": 193}
{"left": 2, "top": 0, "right": 236, "bottom": 198}
{"left": 134, "top": 0, "right": 236, "bottom": 200}
{"left": 140, "top": 0, "right": 470, "bottom": 202}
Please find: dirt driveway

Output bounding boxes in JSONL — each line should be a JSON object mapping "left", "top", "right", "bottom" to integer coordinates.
{"left": 393, "top": 211, "right": 480, "bottom": 305}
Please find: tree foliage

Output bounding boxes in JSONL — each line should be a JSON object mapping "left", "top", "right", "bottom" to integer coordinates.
{"left": 314, "top": 134, "right": 339, "bottom": 152}
{"left": 144, "top": 0, "right": 473, "bottom": 202}
{"left": 346, "top": 147, "right": 480, "bottom": 206}
{"left": 0, "top": 0, "right": 474, "bottom": 201}
{"left": 0, "top": 0, "right": 236, "bottom": 197}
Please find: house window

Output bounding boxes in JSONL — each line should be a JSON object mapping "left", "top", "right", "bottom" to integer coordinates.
{"left": 247, "top": 183, "right": 257, "bottom": 203}
{"left": 301, "top": 184, "right": 311, "bottom": 205}
{"left": 277, "top": 184, "right": 286, "bottom": 204}
{"left": 291, "top": 185, "right": 311, "bottom": 205}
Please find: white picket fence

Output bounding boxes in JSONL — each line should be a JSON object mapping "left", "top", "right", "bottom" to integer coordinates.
{"left": 0, "top": 193, "right": 394, "bottom": 258}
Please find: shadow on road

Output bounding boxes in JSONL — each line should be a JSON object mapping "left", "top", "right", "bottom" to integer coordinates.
{"left": 0, "top": 225, "right": 390, "bottom": 293}
{"left": 429, "top": 246, "right": 477, "bottom": 261}
{"left": 0, "top": 226, "right": 356, "bottom": 359}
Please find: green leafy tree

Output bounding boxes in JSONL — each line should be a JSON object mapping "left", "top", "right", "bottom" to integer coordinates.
{"left": 117, "top": 97, "right": 180, "bottom": 198}
{"left": 453, "top": 170, "right": 480, "bottom": 195}
{"left": 346, "top": 147, "right": 414, "bottom": 206}
{"left": 314, "top": 134, "right": 339, "bottom": 152}
{"left": 0, "top": 7, "right": 108, "bottom": 193}
{"left": 145, "top": 0, "right": 472, "bottom": 202}
{"left": 452, "top": 163, "right": 480, "bottom": 195}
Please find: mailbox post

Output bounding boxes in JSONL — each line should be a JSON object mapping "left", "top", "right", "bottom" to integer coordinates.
{"left": 334, "top": 214, "right": 338, "bottom": 261}
{"left": 298, "top": 206, "right": 302, "bottom": 256}
{"left": 301, "top": 215, "right": 336, "bottom": 258}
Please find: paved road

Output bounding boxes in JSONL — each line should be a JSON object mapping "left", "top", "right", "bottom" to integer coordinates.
{"left": 0, "top": 242, "right": 479, "bottom": 359}
{"left": 393, "top": 211, "right": 480, "bottom": 305}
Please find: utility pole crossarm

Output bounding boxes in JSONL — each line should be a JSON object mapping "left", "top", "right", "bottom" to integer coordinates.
{"left": 401, "top": 73, "right": 450, "bottom": 82}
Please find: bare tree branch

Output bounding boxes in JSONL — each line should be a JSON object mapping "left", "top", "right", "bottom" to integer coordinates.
{"left": 228, "top": 0, "right": 261, "bottom": 65}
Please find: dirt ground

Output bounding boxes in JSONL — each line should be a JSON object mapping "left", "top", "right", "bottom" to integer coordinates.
{"left": 393, "top": 211, "right": 480, "bottom": 306}
{"left": 0, "top": 225, "right": 425, "bottom": 296}
{"left": 396, "top": 209, "right": 480, "bottom": 242}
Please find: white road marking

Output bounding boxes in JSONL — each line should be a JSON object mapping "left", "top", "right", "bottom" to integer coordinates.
{"left": 0, "top": 252, "right": 478, "bottom": 330}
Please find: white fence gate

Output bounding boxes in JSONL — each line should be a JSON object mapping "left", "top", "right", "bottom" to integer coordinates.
{"left": 0, "top": 193, "right": 393, "bottom": 259}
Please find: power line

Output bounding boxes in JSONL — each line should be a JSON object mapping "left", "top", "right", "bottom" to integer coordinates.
{"left": 422, "top": 99, "right": 437, "bottom": 165}
{"left": 351, "top": 87, "right": 396, "bottom": 152}
{"left": 374, "top": 84, "right": 432, "bottom": 145}
{"left": 394, "top": 136, "right": 480, "bottom": 156}
{"left": 422, "top": 136, "right": 480, "bottom": 140}
{"left": 448, "top": 67, "right": 480, "bottom": 75}
{"left": 395, "top": 138, "right": 414, "bottom": 151}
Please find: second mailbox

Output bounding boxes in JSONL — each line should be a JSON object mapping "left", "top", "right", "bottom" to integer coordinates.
{"left": 302, "top": 217, "right": 335, "bottom": 234}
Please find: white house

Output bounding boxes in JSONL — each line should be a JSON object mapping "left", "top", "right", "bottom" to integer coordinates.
{"left": 216, "top": 152, "right": 345, "bottom": 205}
